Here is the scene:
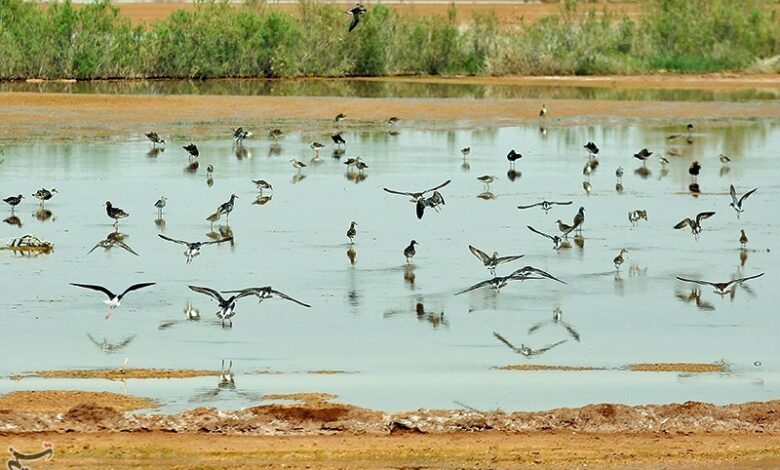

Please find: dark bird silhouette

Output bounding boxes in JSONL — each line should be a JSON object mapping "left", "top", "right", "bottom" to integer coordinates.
{"left": 70, "top": 282, "right": 156, "bottom": 319}
{"left": 158, "top": 234, "right": 233, "bottom": 263}
{"left": 674, "top": 211, "right": 715, "bottom": 239}
{"left": 221, "top": 286, "right": 311, "bottom": 308}
{"left": 183, "top": 143, "right": 199, "bottom": 158}
{"left": 493, "top": 332, "right": 566, "bottom": 357}
{"left": 676, "top": 273, "right": 764, "bottom": 295}
{"left": 346, "top": 3, "right": 367, "bottom": 32}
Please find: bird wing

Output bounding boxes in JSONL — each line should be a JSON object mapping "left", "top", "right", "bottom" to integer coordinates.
{"left": 383, "top": 187, "right": 415, "bottom": 197}
{"left": 120, "top": 283, "right": 156, "bottom": 298}
{"left": 455, "top": 279, "right": 495, "bottom": 295}
{"left": 86, "top": 241, "right": 106, "bottom": 255}
{"left": 492, "top": 332, "right": 522, "bottom": 353}
{"left": 158, "top": 234, "right": 190, "bottom": 246}
{"left": 527, "top": 225, "right": 554, "bottom": 241}
{"left": 270, "top": 289, "right": 312, "bottom": 308}
{"left": 729, "top": 185, "right": 738, "bottom": 205}
{"left": 510, "top": 266, "right": 566, "bottom": 284}
{"left": 738, "top": 188, "right": 757, "bottom": 206}
{"left": 495, "top": 255, "right": 525, "bottom": 264}
{"left": 468, "top": 245, "right": 490, "bottom": 264}
{"left": 70, "top": 283, "right": 115, "bottom": 299}
{"left": 675, "top": 277, "right": 717, "bottom": 288}
{"left": 560, "top": 322, "right": 580, "bottom": 342}
{"left": 551, "top": 201, "right": 573, "bottom": 206}
{"left": 732, "top": 272, "right": 765, "bottom": 285}
{"left": 517, "top": 202, "right": 542, "bottom": 209}
{"left": 86, "top": 333, "right": 101, "bottom": 347}
{"left": 116, "top": 335, "right": 136, "bottom": 349}
{"left": 188, "top": 285, "right": 225, "bottom": 303}
{"left": 673, "top": 218, "right": 693, "bottom": 229}
{"left": 695, "top": 211, "right": 716, "bottom": 224}
{"left": 116, "top": 241, "right": 139, "bottom": 256}
{"left": 535, "top": 340, "right": 567, "bottom": 354}
{"left": 527, "top": 321, "right": 548, "bottom": 334}
{"left": 421, "top": 179, "right": 451, "bottom": 195}
{"left": 202, "top": 236, "right": 234, "bottom": 246}
{"left": 416, "top": 199, "right": 426, "bottom": 219}
{"left": 348, "top": 12, "right": 360, "bottom": 32}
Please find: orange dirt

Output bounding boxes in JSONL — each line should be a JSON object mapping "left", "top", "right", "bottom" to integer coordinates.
{"left": 12, "top": 368, "right": 220, "bottom": 380}
{"left": 0, "top": 391, "right": 156, "bottom": 413}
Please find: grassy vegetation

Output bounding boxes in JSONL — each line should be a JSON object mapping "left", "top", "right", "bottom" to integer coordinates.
{"left": 0, "top": 0, "right": 778, "bottom": 79}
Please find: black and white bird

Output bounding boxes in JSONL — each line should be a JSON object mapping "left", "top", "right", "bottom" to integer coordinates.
{"left": 70, "top": 282, "right": 155, "bottom": 319}
{"left": 233, "top": 127, "right": 252, "bottom": 145}
{"left": 183, "top": 143, "right": 199, "bottom": 159}
{"left": 506, "top": 150, "right": 522, "bottom": 168}
{"left": 269, "top": 128, "right": 284, "bottom": 140}
{"left": 539, "top": 104, "right": 547, "bottom": 118}
{"left": 346, "top": 221, "right": 357, "bottom": 243}
{"left": 217, "top": 194, "right": 238, "bottom": 220}
{"left": 32, "top": 188, "right": 57, "bottom": 207}
{"left": 346, "top": 4, "right": 367, "bottom": 32}
{"left": 188, "top": 285, "right": 250, "bottom": 327}
{"left": 290, "top": 159, "right": 307, "bottom": 172}
{"left": 158, "top": 234, "right": 233, "bottom": 264}
{"left": 455, "top": 266, "right": 565, "bottom": 295}
{"left": 633, "top": 148, "right": 652, "bottom": 164}
{"left": 675, "top": 273, "right": 764, "bottom": 296}
{"left": 729, "top": 184, "right": 757, "bottom": 218}
{"left": 221, "top": 286, "right": 311, "bottom": 308}
{"left": 332, "top": 132, "right": 346, "bottom": 148}
{"left": 145, "top": 132, "right": 165, "bottom": 147}
{"left": 3, "top": 194, "right": 23, "bottom": 213}
{"left": 154, "top": 196, "right": 167, "bottom": 217}
{"left": 527, "top": 225, "right": 564, "bottom": 251}
{"left": 404, "top": 240, "right": 418, "bottom": 264}
{"left": 517, "top": 200, "right": 572, "bottom": 214}
{"left": 253, "top": 179, "right": 273, "bottom": 193}
{"left": 105, "top": 201, "right": 129, "bottom": 226}
{"left": 311, "top": 142, "right": 325, "bottom": 156}
{"left": 468, "top": 245, "right": 524, "bottom": 276}
{"left": 383, "top": 179, "right": 451, "bottom": 220}
{"left": 493, "top": 332, "right": 567, "bottom": 357}
{"left": 674, "top": 211, "right": 716, "bottom": 239}
{"left": 584, "top": 142, "right": 599, "bottom": 156}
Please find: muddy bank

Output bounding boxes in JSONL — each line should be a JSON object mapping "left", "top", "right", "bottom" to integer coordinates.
{"left": 0, "top": 391, "right": 156, "bottom": 413}
{"left": 12, "top": 368, "right": 220, "bottom": 381}
{"left": 494, "top": 362, "right": 729, "bottom": 372}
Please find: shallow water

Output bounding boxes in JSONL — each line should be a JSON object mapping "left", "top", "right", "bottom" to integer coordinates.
{"left": 0, "top": 118, "right": 778, "bottom": 413}
{"left": 2, "top": 78, "right": 779, "bottom": 102}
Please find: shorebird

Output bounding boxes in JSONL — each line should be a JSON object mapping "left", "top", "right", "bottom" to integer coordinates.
{"left": 32, "top": 188, "right": 57, "bottom": 207}
{"left": 739, "top": 229, "right": 748, "bottom": 248}
{"left": 468, "top": 245, "right": 524, "bottom": 276}
{"left": 659, "top": 156, "right": 670, "bottom": 166}
{"left": 206, "top": 211, "right": 221, "bottom": 227}
{"left": 269, "top": 128, "right": 284, "bottom": 140}
{"left": 383, "top": 180, "right": 450, "bottom": 220}
{"left": 539, "top": 104, "right": 547, "bottom": 118}
{"left": 555, "top": 219, "right": 574, "bottom": 236}
{"left": 334, "top": 113, "right": 348, "bottom": 123}
{"left": 582, "top": 160, "right": 595, "bottom": 178}
{"left": 188, "top": 286, "right": 250, "bottom": 327}
{"left": 675, "top": 273, "right": 764, "bottom": 296}
{"left": 493, "top": 332, "right": 566, "bottom": 357}
{"left": 290, "top": 159, "right": 306, "bottom": 172}
{"left": 689, "top": 161, "right": 701, "bottom": 181}
{"left": 253, "top": 179, "right": 273, "bottom": 193}
{"left": 570, "top": 207, "right": 585, "bottom": 233}
{"left": 506, "top": 150, "right": 522, "bottom": 168}
{"left": 729, "top": 184, "right": 757, "bottom": 218}
{"left": 477, "top": 175, "right": 496, "bottom": 189}
{"left": 233, "top": 127, "right": 252, "bottom": 145}
{"left": 87, "top": 232, "right": 138, "bottom": 256}
{"left": 387, "top": 116, "right": 400, "bottom": 125}
{"left": 455, "top": 266, "right": 565, "bottom": 295}
{"left": 158, "top": 234, "right": 233, "bottom": 264}
{"left": 461, "top": 147, "right": 471, "bottom": 158}
{"left": 154, "top": 196, "right": 167, "bottom": 217}
{"left": 332, "top": 132, "right": 346, "bottom": 148}
{"left": 217, "top": 194, "right": 238, "bottom": 221}
{"left": 673, "top": 211, "right": 716, "bottom": 239}
{"left": 145, "top": 132, "right": 165, "bottom": 147}
{"left": 613, "top": 249, "right": 628, "bottom": 271}
{"left": 3, "top": 194, "right": 23, "bottom": 213}
{"left": 105, "top": 201, "right": 129, "bottom": 226}
{"left": 527, "top": 225, "right": 564, "bottom": 251}
{"left": 517, "top": 200, "right": 573, "bottom": 214}
{"left": 86, "top": 333, "right": 136, "bottom": 354}
{"left": 346, "top": 4, "right": 367, "bottom": 32}
{"left": 355, "top": 159, "right": 368, "bottom": 173}
{"left": 403, "top": 240, "right": 418, "bottom": 264}
{"left": 628, "top": 209, "right": 647, "bottom": 226}
{"left": 346, "top": 221, "right": 357, "bottom": 243}
{"left": 616, "top": 166, "right": 624, "bottom": 183}
{"left": 719, "top": 154, "right": 731, "bottom": 165}
{"left": 183, "top": 143, "right": 199, "bottom": 159}
{"left": 207, "top": 165, "right": 214, "bottom": 186}
{"left": 633, "top": 148, "right": 653, "bottom": 164}
{"left": 311, "top": 142, "right": 325, "bottom": 156}
{"left": 528, "top": 308, "right": 580, "bottom": 342}
{"left": 221, "top": 286, "right": 311, "bottom": 308}
{"left": 383, "top": 180, "right": 451, "bottom": 203}
{"left": 584, "top": 142, "right": 599, "bottom": 156}
{"left": 70, "top": 282, "right": 155, "bottom": 319}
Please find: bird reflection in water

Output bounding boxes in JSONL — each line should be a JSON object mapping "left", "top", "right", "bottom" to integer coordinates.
{"left": 582, "top": 180, "right": 592, "bottom": 195}
{"left": 404, "top": 264, "right": 415, "bottom": 287}
{"left": 86, "top": 333, "right": 136, "bottom": 354}
{"left": 539, "top": 125, "right": 547, "bottom": 137}
{"left": 384, "top": 300, "right": 447, "bottom": 329}
{"left": 253, "top": 195, "right": 273, "bottom": 206}
{"left": 4, "top": 215, "right": 21, "bottom": 227}
{"left": 689, "top": 183, "right": 701, "bottom": 195}
{"left": 528, "top": 307, "right": 580, "bottom": 342}
{"left": 507, "top": 169, "right": 521, "bottom": 182}
{"left": 460, "top": 159, "right": 470, "bottom": 172}
{"left": 88, "top": 230, "right": 138, "bottom": 256}
{"left": 347, "top": 247, "right": 356, "bottom": 266}
{"left": 207, "top": 225, "right": 234, "bottom": 246}
{"left": 291, "top": 173, "right": 306, "bottom": 184}
{"left": 190, "top": 360, "right": 255, "bottom": 403}
{"left": 332, "top": 148, "right": 346, "bottom": 159}
{"left": 159, "top": 302, "right": 201, "bottom": 330}
{"left": 184, "top": 160, "right": 199, "bottom": 173}
{"left": 477, "top": 191, "right": 496, "bottom": 200}
{"left": 34, "top": 207, "right": 54, "bottom": 222}
{"left": 720, "top": 166, "right": 731, "bottom": 177}
{"left": 267, "top": 143, "right": 281, "bottom": 157}
{"left": 155, "top": 216, "right": 166, "bottom": 232}
{"left": 234, "top": 145, "right": 252, "bottom": 160}
{"left": 345, "top": 171, "right": 367, "bottom": 184}
{"left": 573, "top": 234, "right": 585, "bottom": 249}
{"left": 146, "top": 147, "right": 164, "bottom": 158}
{"left": 634, "top": 166, "right": 651, "bottom": 179}
{"left": 740, "top": 249, "right": 748, "bottom": 268}
{"left": 676, "top": 288, "right": 715, "bottom": 311}
{"left": 206, "top": 164, "right": 214, "bottom": 187}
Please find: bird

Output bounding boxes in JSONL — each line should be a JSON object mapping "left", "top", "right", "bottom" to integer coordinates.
{"left": 387, "top": 117, "right": 400, "bottom": 125}
{"left": 355, "top": 159, "right": 369, "bottom": 173}
{"left": 477, "top": 175, "right": 496, "bottom": 188}
{"left": 584, "top": 142, "right": 599, "bottom": 156}
{"left": 539, "top": 104, "right": 547, "bottom": 118}
{"left": 346, "top": 4, "right": 366, "bottom": 32}
{"left": 403, "top": 240, "right": 418, "bottom": 264}
{"left": 290, "top": 159, "right": 306, "bottom": 172}
{"left": 659, "top": 156, "right": 670, "bottom": 166}
{"left": 628, "top": 209, "right": 647, "bottom": 226}
{"left": 206, "top": 211, "right": 221, "bottom": 227}
{"left": 87, "top": 232, "right": 138, "bottom": 256}
{"left": 221, "top": 286, "right": 311, "bottom": 308}
{"left": 688, "top": 161, "right": 701, "bottom": 180}
{"left": 346, "top": 221, "right": 357, "bottom": 243}
{"left": 188, "top": 286, "right": 250, "bottom": 327}
{"left": 493, "top": 332, "right": 566, "bottom": 357}
{"left": 675, "top": 273, "right": 764, "bottom": 296}
{"left": 86, "top": 333, "right": 136, "bottom": 354}
{"left": 729, "top": 185, "right": 757, "bottom": 218}
{"left": 311, "top": 142, "right": 325, "bottom": 155}
{"left": 455, "top": 266, "right": 565, "bottom": 295}
{"left": 570, "top": 207, "right": 585, "bottom": 233}
{"left": 217, "top": 194, "right": 238, "bottom": 220}
{"left": 719, "top": 154, "right": 731, "bottom": 165}
{"left": 206, "top": 165, "right": 214, "bottom": 186}
{"left": 461, "top": 147, "right": 471, "bottom": 158}
{"left": 144, "top": 132, "right": 165, "bottom": 147}
{"left": 615, "top": 166, "right": 624, "bottom": 182}
{"left": 528, "top": 307, "right": 580, "bottom": 342}
{"left": 506, "top": 150, "right": 522, "bottom": 168}
{"left": 468, "top": 245, "right": 524, "bottom": 276}
{"left": 527, "top": 225, "right": 564, "bottom": 251}
{"left": 154, "top": 196, "right": 167, "bottom": 217}
{"left": 739, "top": 229, "right": 748, "bottom": 249}
{"left": 105, "top": 201, "right": 129, "bottom": 226}
{"left": 32, "top": 188, "right": 57, "bottom": 207}
{"left": 232, "top": 127, "right": 252, "bottom": 145}
{"left": 158, "top": 234, "right": 233, "bottom": 264}
{"left": 633, "top": 148, "right": 653, "bottom": 164}
{"left": 613, "top": 249, "right": 628, "bottom": 271}
{"left": 383, "top": 180, "right": 450, "bottom": 220}
{"left": 383, "top": 180, "right": 451, "bottom": 203}
{"left": 674, "top": 211, "right": 716, "bottom": 239}
{"left": 331, "top": 132, "right": 346, "bottom": 148}
{"left": 3, "top": 194, "right": 23, "bottom": 213}
{"left": 334, "top": 113, "right": 347, "bottom": 123}
{"left": 183, "top": 143, "right": 199, "bottom": 159}
{"left": 70, "top": 282, "right": 155, "bottom": 319}
{"left": 517, "top": 200, "right": 572, "bottom": 214}
{"left": 269, "top": 128, "right": 284, "bottom": 140}
{"left": 253, "top": 180, "right": 273, "bottom": 193}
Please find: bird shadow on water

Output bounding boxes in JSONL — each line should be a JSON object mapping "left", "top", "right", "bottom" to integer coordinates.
{"left": 33, "top": 208, "right": 55, "bottom": 222}
{"left": 4, "top": 215, "right": 21, "bottom": 227}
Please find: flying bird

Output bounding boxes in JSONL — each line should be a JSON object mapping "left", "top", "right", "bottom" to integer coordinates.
{"left": 468, "top": 245, "right": 524, "bottom": 276}
{"left": 493, "top": 332, "right": 566, "bottom": 357}
{"left": 455, "top": 266, "right": 565, "bottom": 295}
{"left": 346, "top": 4, "right": 367, "bottom": 32}
{"left": 517, "top": 200, "right": 572, "bottom": 214}
{"left": 673, "top": 211, "right": 716, "bottom": 239}
{"left": 729, "top": 184, "right": 757, "bottom": 218}
{"left": 188, "top": 285, "right": 251, "bottom": 327}
{"left": 527, "top": 225, "right": 564, "bottom": 251}
{"left": 158, "top": 234, "right": 233, "bottom": 264}
{"left": 675, "top": 273, "right": 764, "bottom": 296}
{"left": 220, "top": 286, "right": 311, "bottom": 308}
{"left": 70, "top": 282, "right": 155, "bottom": 319}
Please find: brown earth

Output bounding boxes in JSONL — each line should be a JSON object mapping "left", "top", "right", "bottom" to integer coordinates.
{"left": 11, "top": 368, "right": 220, "bottom": 381}
{"left": 0, "top": 391, "right": 156, "bottom": 413}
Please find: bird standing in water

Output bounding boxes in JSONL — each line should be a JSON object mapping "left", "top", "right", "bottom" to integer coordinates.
{"left": 404, "top": 240, "right": 418, "bottom": 264}
{"left": 739, "top": 229, "right": 748, "bottom": 249}
{"left": 613, "top": 249, "right": 628, "bottom": 271}
{"left": 105, "top": 201, "right": 129, "bottom": 226}
{"left": 346, "top": 221, "right": 357, "bottom": 244}
{"left": 154, "top": 196, "right": 167, "bottom": 217}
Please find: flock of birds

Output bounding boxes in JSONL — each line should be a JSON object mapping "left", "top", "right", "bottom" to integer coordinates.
{"left": 2, "top": 103, "right": 766, "bottom": 362}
